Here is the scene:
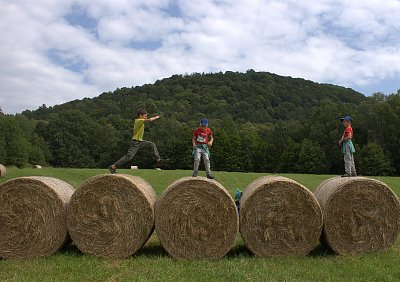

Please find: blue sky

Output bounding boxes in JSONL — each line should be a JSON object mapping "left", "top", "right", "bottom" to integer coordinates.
{"left": 1, "top": 0, "right": 400, "bottom": 114}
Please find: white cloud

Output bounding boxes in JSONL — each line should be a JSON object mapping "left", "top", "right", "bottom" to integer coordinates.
{"left": 1, "top": 0, "right": 400, "bottom": 114}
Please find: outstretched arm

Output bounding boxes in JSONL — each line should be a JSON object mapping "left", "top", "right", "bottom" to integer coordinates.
{"left": 144, "top": 115, "right": 160, "bottom": 122}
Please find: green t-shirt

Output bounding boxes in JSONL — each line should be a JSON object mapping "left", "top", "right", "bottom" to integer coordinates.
{"left": 132, "top": 119, "right": 145, "bottom": 141}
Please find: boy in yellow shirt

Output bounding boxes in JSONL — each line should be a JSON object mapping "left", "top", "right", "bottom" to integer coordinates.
{"left": 109, "top": 108, "right": 166, "bottom": 173}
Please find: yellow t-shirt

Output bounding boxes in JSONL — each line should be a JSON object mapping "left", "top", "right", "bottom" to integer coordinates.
{"left": 132, "top": 119, "right": 145, "bottom": 141}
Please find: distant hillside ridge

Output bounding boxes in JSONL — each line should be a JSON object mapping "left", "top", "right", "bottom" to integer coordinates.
{"left": 23, "top": 70, "right": 366, "bottom": 124}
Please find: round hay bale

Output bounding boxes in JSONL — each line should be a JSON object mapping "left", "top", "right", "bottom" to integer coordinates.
{"left": 155, "top": 177, "right": 238, "bottom": 259}
{"left": 314, "top": 176, "right": 400, "bottom": 255}
{"left": 67, "top": 174, "right": 156, "bottom": 258}
{"left": 32, "top": 164, "right": 42, "bottom": 169}
{"left": 0, "top": 164, "right": 6, "bottom": 178}
{"left": 0, "top": 176, "right": 74, "bottom": 259}
{"left": 239, "top": 176, "right": 323, "bottom": 257}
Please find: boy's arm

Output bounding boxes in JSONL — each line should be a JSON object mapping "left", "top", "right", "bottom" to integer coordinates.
{"left": 192, "top": 136, "right": 197, "bottom": 148}
{"left": 208, "top": 135, "right": 214, "bottom": 147}
{"left": 144, "top": 115, "right": 160, "bottom": 122}
{"left": 338, "top": 132, "right": 352, "bottom": 145}
{"left": 339, "top": 133, "right": 344, "bottom": 145}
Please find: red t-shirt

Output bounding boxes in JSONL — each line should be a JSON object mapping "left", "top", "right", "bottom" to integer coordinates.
{"left": 193, "top": 128, "right": 213, "bottom": 144}
{"left": 344, "top": 126, "right": 353, "bottom": 138}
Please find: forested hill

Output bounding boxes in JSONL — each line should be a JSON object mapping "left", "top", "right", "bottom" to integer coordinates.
{"left": 2, "top": 71, "right": 400, "bottom": 176}
{"left": 23, "top": 70, "right": 365, "bottom": 123}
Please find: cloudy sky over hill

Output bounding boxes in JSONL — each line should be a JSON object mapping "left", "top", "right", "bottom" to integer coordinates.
{"left": 1, "top": 0, "right": 400, "bottom": 113}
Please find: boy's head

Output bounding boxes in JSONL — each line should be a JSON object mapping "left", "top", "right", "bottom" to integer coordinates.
{"left": 340, "top": 116, "right": 352, "bottom": 127}
{"left": 200, "top": 118, "right": 208, "bottom": 128}
{"left": 136, "top": 108, "right": 148, "bottom": 119}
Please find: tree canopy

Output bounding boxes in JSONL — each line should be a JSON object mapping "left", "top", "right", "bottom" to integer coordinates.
{"left": 1, "top": 71, "right": 399, "bottom": 176}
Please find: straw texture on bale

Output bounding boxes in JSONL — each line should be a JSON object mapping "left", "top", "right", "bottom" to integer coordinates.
{"left": 314, "top": 177, "right": 400, "bottom": 255}
{"left": 67, "top": 174, "right": 156, "bottom": 258}
{"left": 0, "top": 177, "right": 74, "bottom": 259}
{"left": 240, "top": 176, "right": 323, "bottom": 257}
{"left": 155, "top": 177, "right": 238, "bottom": 259}
{"left": 0, "top": 164, "right": 5, "bottom": 178}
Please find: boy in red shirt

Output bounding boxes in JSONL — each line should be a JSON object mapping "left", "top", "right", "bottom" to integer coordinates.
{"left": 192, "top": 118, "right": 215, "bottom": 179}
{"left": 338, "top": 116, "right": 357, "bottom": 177}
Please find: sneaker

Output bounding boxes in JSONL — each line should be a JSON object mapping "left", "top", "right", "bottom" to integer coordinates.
{"left": 341, "top": 174, "right": 351, "bottom": 177}
{"left": 156, "top": 158, "right": 170, "bottom": 167}
{"left": 108, "top": 165, "right": 117, "bottom": 174}
{"left": 192, "top": 172, "right": 198, "bottom": 177}
{"left": 351, "top": 173, "right": 357, "bottom": 177}
{"left": 207, "top": 174, "right": 215, "bottom": 180}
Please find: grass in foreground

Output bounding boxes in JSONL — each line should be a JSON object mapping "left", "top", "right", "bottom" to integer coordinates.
{"left": 1, "top": 168, "right": 400, "bottom": 281}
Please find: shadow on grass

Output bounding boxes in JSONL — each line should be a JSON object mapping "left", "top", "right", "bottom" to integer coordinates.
{"left": 59, "top": 243, "right": 84, "bottom": 256}
{"left": 309, "top": 244, "right": 335, "bottom": 257}
{"left": 134, "top": 241, "right": 252, "bottom": 259}
{"left": 57, "top": 239, "right": 334, "bottom": 259}
{"left": 59, "top": 242, "right": 169, "bottom": 258}
{"left": 226, "top": 243, "right": 251, "bottom": 258}
{"left": 134, "top": 244, "right": 168, "bottom": 258}
{"left": 226, "top": 243, "right": 334, "bottom": 259}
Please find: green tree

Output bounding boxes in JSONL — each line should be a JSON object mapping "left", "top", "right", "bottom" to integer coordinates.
{"left": 3, "top": 118, "right": 29, "bottom": 167}
{"left": 28, "top": 133, "right": 47, "bottom": 165}
{"left": 212, "top": 118, "right": 242, "bottom": 172}
{"left": 279, "top": 139, "right": 301, "bottom": 173}
{"left": 296, "top": 139, "right": 327, "bottom": 174}
{"left": 239, "top": 123, "right": 262, "bottom": 172}
{"left": 358, "top": 143, "right": 393, "bottom": 176}
{"left": 44, "top": 110, "right": 118, "bottom": 168}
{"left": 0, "top": 116, "right": 7, "bottom": 163}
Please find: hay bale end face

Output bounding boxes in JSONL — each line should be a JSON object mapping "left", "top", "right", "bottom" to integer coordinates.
{"left": 0, "top": 177, "right": 74, "bottom": 259}
{"left": 240, "top": 176, "right": 323, "bottom": 257}
{"left": 155, "top": 177, "right": 238, "bottom": 259}
{"left": 67, "top": 174, "right": 156, "bottom": 258}
{"left": 0, "top": 164, "right": 6, "bottom": 178}
{"left": 314, "top": 177, "right": 400, "bottom": 255}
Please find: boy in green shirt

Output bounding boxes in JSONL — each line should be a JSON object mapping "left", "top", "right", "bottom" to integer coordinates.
{"left": 338, "top": 116, "right": 357, "bottom": 177}
{"left": 109, "top": 108, "right": 167, "bottom": 173}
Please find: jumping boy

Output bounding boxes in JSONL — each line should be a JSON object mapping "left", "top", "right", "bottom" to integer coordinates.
{"left": 192, "top": 118, "right": 215, "bottom": 179}
{"left": 109, "top": 108, "right": 166, "bottom": 174}
{"left": 338, "top": 116, "right": 357, "bottom": 177}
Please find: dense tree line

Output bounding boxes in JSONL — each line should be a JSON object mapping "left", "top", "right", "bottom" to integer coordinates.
{"left": 1, "top": 71, "right": 399, "bottom": 176}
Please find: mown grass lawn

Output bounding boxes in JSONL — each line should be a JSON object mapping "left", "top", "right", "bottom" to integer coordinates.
{"left": 1, "top": 168, "right": 400, "bottom": 281}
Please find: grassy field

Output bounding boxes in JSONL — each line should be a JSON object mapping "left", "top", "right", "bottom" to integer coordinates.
{"left": 1, "top": 168, "right": 400, "bottom": 281}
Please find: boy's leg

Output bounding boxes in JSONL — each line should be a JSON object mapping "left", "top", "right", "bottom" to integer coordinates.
{"left": 350, "top": 154, "right": 357, "bottom": 176}
{"left": 192, "top": 148, "right": 201, "bottom": 177}
{"left": 113, "top": 140, "right": 140, "bottom": 168}
{"left": 138, "top": 141, "right": 161, "bottom": 160}
{"left": 343, "top": 144, "right": 352, "bottom": 176}
{"left": 202, "top": 151, "right": 214, "bottom": 179}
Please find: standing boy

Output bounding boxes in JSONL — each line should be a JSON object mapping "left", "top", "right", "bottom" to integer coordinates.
{"left": 338, "top": 116, "right": 357, "bottom": 177}
{"left": 192, "top": 118, "right": 215, "bottom": 179}
{"left": 109, "top": 108, "right": 166, "bottom": 174}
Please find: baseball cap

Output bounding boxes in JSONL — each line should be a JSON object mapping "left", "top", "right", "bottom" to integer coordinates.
{"left": 339, "top": 116, "right": 352, "bottom": 121}
{"left": 200, "top": 118, "right": 208, "bottom": 126}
